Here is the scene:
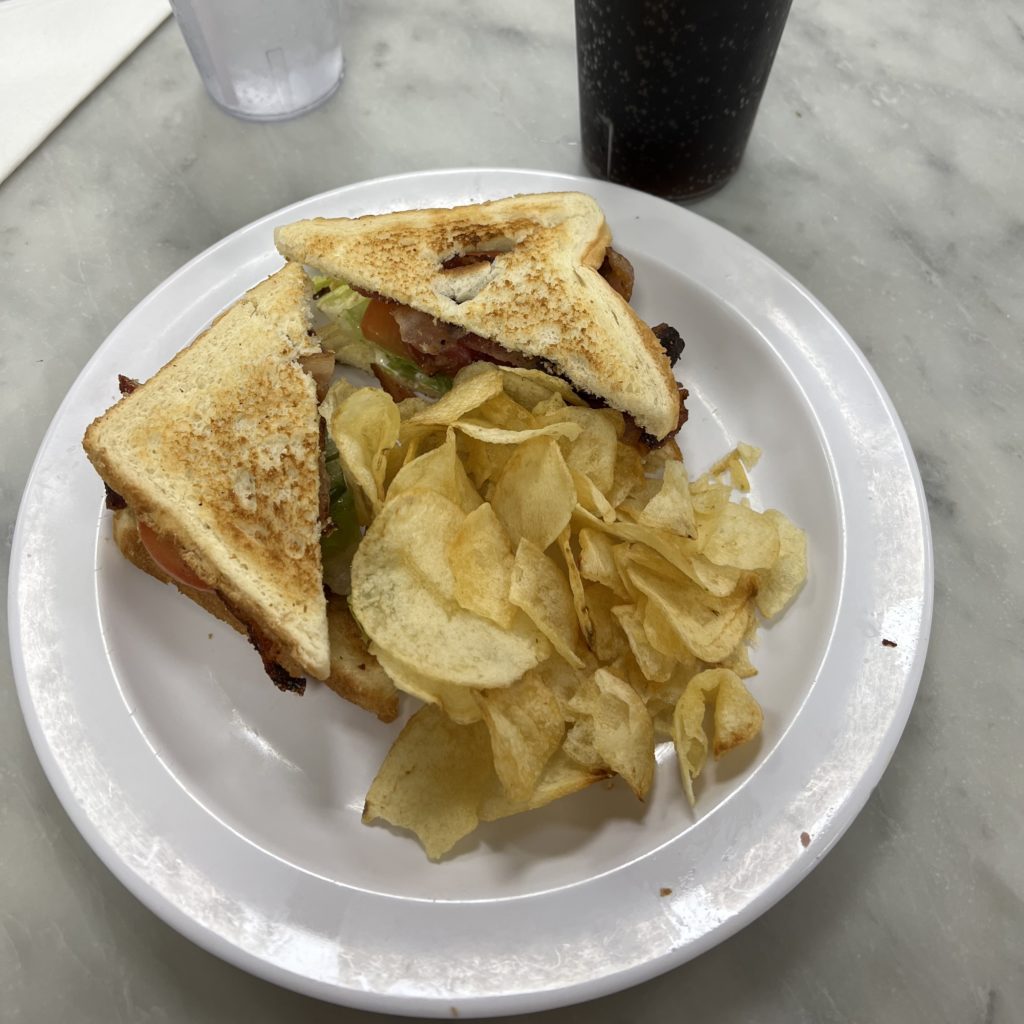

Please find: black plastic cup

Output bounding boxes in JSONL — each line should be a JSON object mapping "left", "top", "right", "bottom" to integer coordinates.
{"left": 575, "top": 0, "right": 793, "bottom": 200}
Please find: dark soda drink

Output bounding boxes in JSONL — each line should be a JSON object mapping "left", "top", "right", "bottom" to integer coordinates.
{"left": 575, "top": 0, "right": 793, "bottom": 199}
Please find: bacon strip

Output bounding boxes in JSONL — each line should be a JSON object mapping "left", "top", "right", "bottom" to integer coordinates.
{"left": 299, "top": 349, "right": 336, "bottom": 403}
{"left": 371, "top": 364, "right": 417, "bottom": 401}
{"left": 459, "top": 333, "right": 534, "bottom": 368}
{"left": 600, "top": 248, "right": 635, "bottom": 301}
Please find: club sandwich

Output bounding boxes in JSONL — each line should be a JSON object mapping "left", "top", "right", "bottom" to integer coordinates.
{"left": 83, "top": 263, "right": 398, "bottom": 718}
{"left": 274, "top": 191, "right": 686, "bottom": 442}
{"left": 83, "top": 192, "right": 687, "bottom": 718}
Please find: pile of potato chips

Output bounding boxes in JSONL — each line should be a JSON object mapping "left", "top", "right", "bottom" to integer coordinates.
{"left": 322, "top": 363, "right": 807, "bottom": 859}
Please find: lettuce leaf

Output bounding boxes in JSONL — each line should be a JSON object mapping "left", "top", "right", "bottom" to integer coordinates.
{"left": 313, "top": 277, "right": 452, "bottom": 398}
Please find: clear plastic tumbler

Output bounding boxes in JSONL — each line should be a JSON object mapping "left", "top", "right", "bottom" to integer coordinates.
{"left": 169, "top": 0, "right": 343, "bottom": 121}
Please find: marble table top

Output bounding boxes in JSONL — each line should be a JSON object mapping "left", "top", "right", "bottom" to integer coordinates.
{"left": 1, "top": 0, "right": 1021, "bottom": 1021}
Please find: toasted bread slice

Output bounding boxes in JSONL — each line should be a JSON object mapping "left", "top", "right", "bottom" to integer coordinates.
{"left": 274, "top": 192, "right": 680, "bottom": 439}
{"left": 85, "top": 264, "right": 331, "bottom": 681}
{"left": 112, "top": 508, "right": 398, "bottom": 718}
{"left": 325, "top": 596, "right": 400, "bottom": 722}
{"left": 112, "top": 506, "right": 247, "bottom": 633}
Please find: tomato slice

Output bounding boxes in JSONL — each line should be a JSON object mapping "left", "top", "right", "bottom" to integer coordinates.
{"left": 138, "top": 519, "right": 213, "bottom": 592}
{"left": 360, "top": 299, "right": 413, "bottom": 359}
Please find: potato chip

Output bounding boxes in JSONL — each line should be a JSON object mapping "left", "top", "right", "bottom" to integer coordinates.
{"left": 755, "top": 509, "right": 808, "bottom": 618}
{"left": 611, "top": 543, "right": 642, "bottom": 603}
{"left": 381, "top": 436, "right": 422, "bottom": 489}
{"left": 607, "top": 442, "right": 646, "bottom": 508}
{"left": 319, "top": 377, "right": 357, "bottom": 423}
{"left": 496, "top": 366, "right": 588, "bottom": 408}
{"left": 479, "top": 750, "right": 610, "bottom": 822}
{"left": 727, "top": 455, "right": 750, "bottom": 492}
{"left": 672, "top": 689, "right": 708, "bottom": 806}
{"left": 582, "top": 583, "right": 631, "bottom": 663}
{"left": 618, "top": 539, "right": 741, "bottom": 602}
{"left": 736, "top": 442, "right": 761, "bottom": 468}
{"left": 397, "top": 396, "right": 432, "bottom": 420}
{"left": 398, "top": 408, "right": 445, "bottom": 440}
{"left": 408, "top": 363, "right": 504, "bottom": 425}
{"left": 645, "top": 438, "right": 683, "bottom": 469}
{"left": 476, "top": 672, "right": 565, "bottom": 802}
{"left": 386, "top": 431, "right": 482, "bottom": 513}
{"left": 676, "top": 550, "right": 744, "bottom": 598}
{"left": 381, "top": 485, "right": 461, "bottom": 597}
{"left": 710, "top": 443, "right": 761, "bottom": 492}
{"left": 629, "top": 561, "right": 753, "bottom": 663}
{"left": 612, "top": 602, "right": 675, "bottom": 683}
{"left": 625, "top": 473, "right": 662, "bottom": 510}
{"left": 458, "top": 434, "right": 513, "bottom": 491}
{"left": 448, "top": 503, "right": 517, "bottom": 629}
{"left": 606, "top": 651, "right": 659, "bottom": 703}
{"left": 562, "top": 717, "right": 605, "bottom": 771}
{"left": 638, "top": 459, "right": 697, "bottom": 538}
{"left": 487, "top": 370, "right": 561, "bottom": 413}
{"left": 472, "top": 392, "right": 540, "bottom": 432}
{"left": 613, "top": 541, "right": 675, "bottom": 579}
{"left": 327, "top": 387, "right": 401, "bottom": 519}
{"left": 363, "top": 705, "right": 493, "bottom": 860}
{"left": 453, "top": 420, "right": 582, "bottom": 445}
{"left": 541, "top": 407, "right": 618, "bottom": 494}
{"left": 350, "top": 491, "right": 549, "bottom": 687}
{"left": 371, "top": 644, "right": 483, "bottom": 724}
{"left": 395, "top": 422, "right": 448, "bottom": 471}
{"left": 532, "top": 653, "right": 593, "bottom": 718}
{"left": 530, "top": 393, "right": 567, "bottom": 419}
{"left": 572, "top": 470, "right": 616, "bottom": 523}
{"left": 649, "top": 704, "right": 678, "bottom": 741}
{"left": 556, "top": 528, "right": 594, "bottom": 646}
{"left": 578, "top": 510, "right": 743, "bottom": 598}
{"left": 383, "top": 442, "right": 409, "bottom": 493}
{"left": 334, "top": 357, "right": 807, "bottom": 851}
{"left": 655, "top": 647, "right": 704, "bottom": 696}
{"left": 700, "top": 502, "right": 780, "bottom": 570}
{"left": 577, "top": 528, "right": 628, "bottom": 597}
{"left": 689, "top": 475, "right": 732, "bottom": 518}
{"left": 639, "top": 596, "right": 685, "bottom": 662}
{"left": 671, "top": 668, "right": 763, "bottom": 805}
{"left": 645, "top": 656, "right": 704, "bottom": 738}
{"left": 509, "top": 538, "right": 584, "bottom": 668}
{"left": 712, "top": 673, "right": 764, "bottom": 758}
{"left": 490, "top": 436, "right": 576, "bottom": 551}
{"left": 718, "top": 639, "right": 758, "bottom": 679}
{"left": 567, "top": 668, "right": 655, "bottom": 799}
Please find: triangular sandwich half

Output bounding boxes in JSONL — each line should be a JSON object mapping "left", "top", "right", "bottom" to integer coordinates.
{"left": 274, "top": 192, "right": 682, "bottom": 441}
{"left": 83, "top": 264, "right": 331, "bottom": 689}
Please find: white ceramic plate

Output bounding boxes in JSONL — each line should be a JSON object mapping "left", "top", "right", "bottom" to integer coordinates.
{"left": 9, "top": 169, "right": 932, "bottom": 1017}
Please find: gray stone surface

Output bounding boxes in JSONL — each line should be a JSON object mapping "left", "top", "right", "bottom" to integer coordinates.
{"left": 2, "top": 0, "right": 1022, "bottom": 1020}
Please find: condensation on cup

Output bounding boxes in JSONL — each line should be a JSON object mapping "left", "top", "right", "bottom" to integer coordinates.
{"left": 169, "top": 0, "right": 343, "bottom": 121}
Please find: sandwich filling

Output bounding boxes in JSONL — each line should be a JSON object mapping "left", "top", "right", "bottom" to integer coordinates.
{"left": 313, "top": 249, "right": 688, "bottom": 442}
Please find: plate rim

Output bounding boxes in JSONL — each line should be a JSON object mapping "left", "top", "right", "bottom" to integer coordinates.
{"left": 8, "top": 166, "right": 933, "bottom": 1017}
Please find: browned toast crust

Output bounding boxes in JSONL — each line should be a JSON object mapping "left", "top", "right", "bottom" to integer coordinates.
{"left": 275, "top": 193, "right": 680, "bottom": 439}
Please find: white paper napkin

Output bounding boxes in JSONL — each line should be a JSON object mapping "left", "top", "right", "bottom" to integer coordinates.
{"left": 0, "top": 0, "right": 170, "bottom": 184}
